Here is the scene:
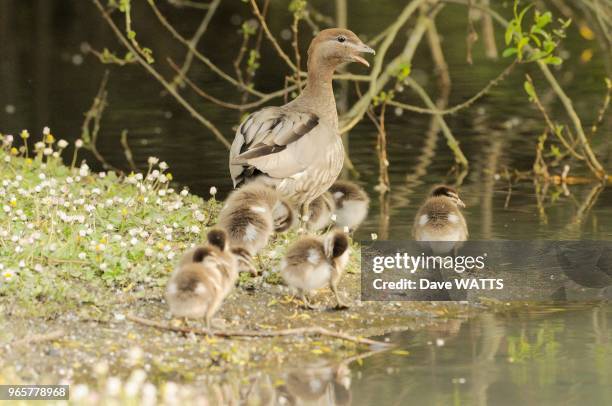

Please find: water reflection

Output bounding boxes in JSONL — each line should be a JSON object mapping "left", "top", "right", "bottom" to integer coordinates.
{"left": 350, "top": 304, "right": 611, "bottom": 405}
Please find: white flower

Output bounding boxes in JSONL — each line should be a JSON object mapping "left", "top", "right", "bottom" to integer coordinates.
{"left": 371, "top": 233, "right": 378, "bottom": 240}
{"left": 330, "top": 214, "right": 337, "bottom": 222}
{"left": 99, "top": 172, "right": 106, "bottom": 178}
{"left": 190, "top": 225, "right": 200, "bottom": 234}
{"left": 79, "top": 163, "right": 90, "bottom": 177}
{"left": 2, "top": 205, "right": 9, "bottom": 213}
{"left": 209, "top": 186, "right": 218, "bottom": 196}
{"left": 18, "top": 260, "right": 26, "bottom": 268}
{"left": 4, "top": 134, "right": 14, "bottom": 144}
{"left": 34, "top": 141, "right": 45, "bottom": 150}
{"left": 180, "top": 189, "right": 188, "bottom": 197}
{"left": 147, "top": 156, "right": 159, "bottom": 165}
{"left": 436, "top": 338, "right": 445, "bottom": 347}
{"left": 144, "top": 248, "right": 154, "bottom": 257}
{"left": 135, "top": 173, "right": 143, "bottom": 181}
{"left": 57, "top": 139, "right": 68, "bottom": 149}
{"left": 34, "top": 264, "right": 43, "bottom": 272}
{"left": 75, "top": 139, "right": 83, "bottom": 148}
{"left": 66, "top": 177, "right": 74, "bottom": 184}
{"left": 38, "top": 173, "right": 46, "bottom": 180}
{"left": 105, "top": 376, "right": 122, "bottom": 396}
{"left": 159, "top": 161, "right": 168, "bottom": 170}
{"left": 158, "top": 190, "right": 166, "bottom": 197}
{"left": 92, "top": 188, "right": 101, "bottom": 195}
{"left": 71, "top": 384, "right": 89, "bottom": 401}
{"left": 78, "top": 252, "right": 87, "bottom": 260}
{"left": 52, "top": 152, "right": 59, "bottom": 158}
{"left": 167, "top": 252, "right": 175, "bottom": 260}
{"left": 130, "top": 237, "right": 139, "bottom": 246}
{"left": 3, "top": 269, "right": 15, "bottom": 281}
{"left": 100, "top": 263, "right": 108, "bottom": 271}
{"left": 43, "top": 126, "right": 51, "bottom": 135}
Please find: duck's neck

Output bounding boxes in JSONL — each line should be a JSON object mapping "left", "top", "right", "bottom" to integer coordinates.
{"left": 295, "top": 59, "right": 338, "bottom": 130}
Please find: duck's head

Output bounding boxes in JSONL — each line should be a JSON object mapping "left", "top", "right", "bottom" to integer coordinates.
{"left": 431, "top": 185, "right": 465, "bottom": 208}
{"left": 308, "top": 28, "right": 375, "bottom": 69}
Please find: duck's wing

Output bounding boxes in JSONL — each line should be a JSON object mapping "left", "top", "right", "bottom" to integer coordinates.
{"left": 229, "top": 107, "right": 320, "bottom": 187}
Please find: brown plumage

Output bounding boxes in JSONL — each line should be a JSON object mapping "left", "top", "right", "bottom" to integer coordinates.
{"left": 229, "top": 29, "right": 375, "bottom": 219}
{"left": 305, "top": 191, "right": 335, "bottom": 232}
{"left": 217, "top": 182, "right": 295, "bottom": 274}
{"left": 413, "top": 185, "right": 468, "bottom": 254}
{"left": 165, "top": 229, "right": 237, "bottom": 327}
{"left": 281, "top": 230, "right": 351, "bottom": 309}
{"left": 329, "top": 180, "right": 370, "bottom": 231}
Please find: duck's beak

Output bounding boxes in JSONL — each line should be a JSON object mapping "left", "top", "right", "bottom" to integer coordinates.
{"left": 456, "top": 198, "right": 466, "bottom": 209}
{"left": 351, "top": 43, "right": 375, "bottom": 67}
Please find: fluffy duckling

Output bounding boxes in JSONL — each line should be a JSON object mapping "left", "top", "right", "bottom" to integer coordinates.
{"left": 412, "top": 185, "right": 468, "bottom": 254}
{"left": 305, "top": 191, "right": 335, "bottom": 232}
{"left": 218, "top": 182, "right": 295, "bottom": 274}
{"left": 329, "top": 180, "right": 370, "bottom": 231}
{"left": 165, "top": 229, "right": 238, "bottom": 328}
{"left": 281, "top": 231, "right": 351, "bottom": 309}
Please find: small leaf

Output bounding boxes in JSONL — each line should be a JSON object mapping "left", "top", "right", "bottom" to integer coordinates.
{"left": 524, "top": 80, "right": 536, "bottom": 100}
{"left": 545, "top": 56, "right": 563, "bottom": 65}
{"left": 502, "top": 47, "right": 518, "bottom": 58}
{"left": 392, "top": 350, "right": 411, "bottom": 356}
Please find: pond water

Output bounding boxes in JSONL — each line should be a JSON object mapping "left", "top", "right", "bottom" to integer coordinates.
{"left": 1, "top": 0, "right": 611, "bottom": 404}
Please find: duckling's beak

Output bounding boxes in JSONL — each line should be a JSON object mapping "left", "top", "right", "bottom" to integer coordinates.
{"left": 351, "top": 43, "right": 375, "bottom": 67}
{"left": 456, "top": 198, "right": 466, "bottom": 209}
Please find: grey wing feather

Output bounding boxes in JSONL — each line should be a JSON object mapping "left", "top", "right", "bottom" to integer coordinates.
{"left": 229, "top": 107, "right": 320, "bottom": 186}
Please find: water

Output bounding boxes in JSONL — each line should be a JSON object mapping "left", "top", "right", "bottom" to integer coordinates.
{"left": 1, "top": 1, "right": 611, "bottom": 404}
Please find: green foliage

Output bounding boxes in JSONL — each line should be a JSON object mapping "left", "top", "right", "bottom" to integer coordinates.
{"left": 503, "top": 0, "right": 570, "bottom": 65}
{"left": 507, "top": 324, "right": 561, "bottom": 363}
{"left": 247, "top": 49, "right": 261, "bottom": 77}
{"left": 0, "top": 132, "right": 221, "bottom": 316}
{"left": 289, "top": 0, "right": 307, "bottom": 15}
{"left": 98, "top": 49, "right": 136, "bottom": 66}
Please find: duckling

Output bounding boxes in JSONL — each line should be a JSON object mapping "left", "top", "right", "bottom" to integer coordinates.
{"left": 281, "top": 361, "right": 351, "bottom": 405}
{"left": 218, "top": 182, "right": 295, "bottom": 274}
{"left": 281, "top": 230, "right": 351, "bottom": 309}
{"left": 412, "top": 185, "right": 468, "bottom": 254}
{"left": 165, "top": 229, "right": 238, "bottom": 328}
{"left": 305, "top": 191, "right": 335, "bottom": 232}
{"left": 328, "top": 180, "right": 370, "bottom": 231}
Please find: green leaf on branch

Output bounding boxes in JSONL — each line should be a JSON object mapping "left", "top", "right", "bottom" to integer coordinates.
{"left": 524, "top": 80, "right": 536, "bottom": 101}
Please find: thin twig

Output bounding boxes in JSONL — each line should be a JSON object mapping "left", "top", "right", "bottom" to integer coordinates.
{"left": 249, "top": 0, "right": 298, "bottom": 71}
{"left": 120, "top": 129, "right": 137, "bottom": 172}
{"left": 405, "top": 77, "right": 468, "bottom": 167}
{"left": 387, "top": 61, "right": 516, "bottom": 115}
{"left": 170, "top": 0, "right": 221, "bottom": 89}
{"left": 148, "top": 0, "right": 266, "bottom": 98}
{"left": 11, "top": 329, "right": 65, "bottom": 347}
{"left": 340, "top": 0, "right": 431, "bottom": 133}
{"left": 81, "top": 70, "right": 119, "bottom": 171}
{"left": 525, "top": 74, "right": 585, "bottom": 161}
{"left": 92, "top": 0, "right": 231, "bottom": 149}
{"left": 167, "top": 58, "right": 298, "bottom": 110}
{"left": 127, "top": 314, "right": 392, "bottom": 347}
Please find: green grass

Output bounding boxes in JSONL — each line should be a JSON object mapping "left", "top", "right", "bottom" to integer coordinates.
{"left": 0, "top": 130, "right": 362, "bottom": 318}
{"left": 0, "top": 131, "right": 223, "bottom": 316}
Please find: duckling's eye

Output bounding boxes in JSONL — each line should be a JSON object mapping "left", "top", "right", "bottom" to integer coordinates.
{"left": 337, "top": 36, "right": 346, "bottom": 43}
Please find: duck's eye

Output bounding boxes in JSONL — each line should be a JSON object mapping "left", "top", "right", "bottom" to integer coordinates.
{"left": 337, "top": 36, "right": 346, "bottom": 43}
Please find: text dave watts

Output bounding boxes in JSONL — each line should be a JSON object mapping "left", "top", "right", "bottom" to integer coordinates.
{"left": 373, "top": 278, "right": 504, "bottom": 290}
